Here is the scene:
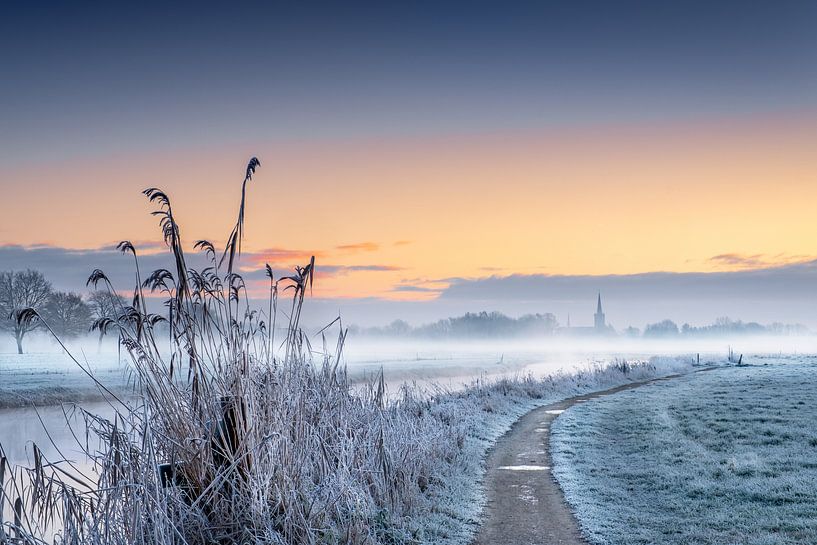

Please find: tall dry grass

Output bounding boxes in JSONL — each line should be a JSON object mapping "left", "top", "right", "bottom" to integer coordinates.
{"left": 1, "top": 158, "right": 460, "bottom": 544}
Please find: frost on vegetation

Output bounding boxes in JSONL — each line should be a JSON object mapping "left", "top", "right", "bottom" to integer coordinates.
{"left": 551, "top": 355, "right": 817, "bottom": 545}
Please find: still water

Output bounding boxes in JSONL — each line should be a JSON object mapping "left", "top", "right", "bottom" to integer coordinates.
{"left": 0, "top": 402, "right": 115, "bottom": 468}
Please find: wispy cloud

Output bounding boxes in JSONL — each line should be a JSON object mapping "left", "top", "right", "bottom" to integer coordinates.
{"left": 336, "top": 242, "right": 379, "bottom": 253}
{"left": 709, "top": 253, "right": 767, "bottom": 268}
{"left": 389, "top": 276, "right": 450, "bottom": 296}
{"left": 391, "top": 285, "right": 440, "bottom": 293}
{"left": 243, "top": 248, "right": 325, "bottom": 267}
{"left": 101, "top": 240, "right": 169, "bottom": 254}
{"left": 346, "top": 265, "right": 402, "bottom": 272}
{"left": 318, "top": 264, "right": 403, "bottom": 276}
{"left": 707, "top": 253, "right": 817, "bottom": 271}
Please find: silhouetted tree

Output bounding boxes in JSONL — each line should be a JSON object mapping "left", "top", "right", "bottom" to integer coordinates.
{"left": 0, "top": 269, "right": 53, "bottom": 353}
{"left": 384, "top": 319, "right": 411, "bottom": 335}
{"left": 43, "top": 291, "right": 93, "bottom": 339}
{"left": 381, "top": 311, "right": 560, "bottom": 338}
{"left": 681, "top": 316, "right": 767, "bottom": 336}
{"left": 643, "top": 319, "right": 679, "bottom": 337}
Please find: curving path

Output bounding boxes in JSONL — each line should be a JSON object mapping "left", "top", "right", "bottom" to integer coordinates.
{"left": 471, "top": 373, "right": 695, "bottom": 545}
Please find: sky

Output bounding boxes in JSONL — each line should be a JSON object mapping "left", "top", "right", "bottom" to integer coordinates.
{"left": 1, "top": 1, "right": 817, "bottom": 328}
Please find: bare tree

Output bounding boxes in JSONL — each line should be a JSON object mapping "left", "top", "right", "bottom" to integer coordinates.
{"left": 88, "top": 290, "right": 126, "bottom": 350}
{"left": 0, "top": 269, "right": 53, "bottom": 354}
{"left": 43, "top": 291, "right": 93, "bottom": 339}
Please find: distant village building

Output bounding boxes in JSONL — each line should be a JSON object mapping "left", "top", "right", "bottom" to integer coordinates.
{"left": 558, "top": 293, "right": 614, "bottom": 336}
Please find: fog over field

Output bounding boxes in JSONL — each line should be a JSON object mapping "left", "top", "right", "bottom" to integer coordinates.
{"left": 2, "top": 329, "right": 814, "bottom": 404}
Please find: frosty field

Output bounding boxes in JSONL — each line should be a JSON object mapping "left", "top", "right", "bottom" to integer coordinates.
{"left": 0, "top": 351, "right": 128, "bottom": 408}
{"left": 551, "top": 355, "right": 817, "bottom": 545}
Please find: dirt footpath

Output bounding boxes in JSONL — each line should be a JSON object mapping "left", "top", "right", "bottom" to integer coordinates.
{"left": 471, "top": 373, "right": 692, "bottom": 545}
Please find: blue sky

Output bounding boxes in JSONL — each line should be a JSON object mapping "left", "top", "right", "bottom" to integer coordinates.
{"left": 3, "top": 1, "right": 816, "bottom": 165}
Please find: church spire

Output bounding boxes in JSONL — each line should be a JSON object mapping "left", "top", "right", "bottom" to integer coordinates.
{"left": 594, "top": 292, "right": 606, "bottom": 331}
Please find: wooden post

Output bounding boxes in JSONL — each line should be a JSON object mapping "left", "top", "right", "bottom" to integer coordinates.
{"left": 0, "top": 457, "right": 5, "bottom": 542}
{"left": 14, "top": 497, "right": 22, "bottom": 539}
{"left": 0, "top": 456, "right": 5, "bottom": 526}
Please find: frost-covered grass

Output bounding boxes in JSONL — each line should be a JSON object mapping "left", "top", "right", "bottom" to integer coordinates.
{"left": 551, "top": 355, "right": 817, "bottom": 545}
{"left": 0, "top": 352, "right": 127, "bottom": 408}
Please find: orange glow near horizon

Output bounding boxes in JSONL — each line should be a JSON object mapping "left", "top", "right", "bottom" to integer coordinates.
{"left": 2, "top": 111, "right": 816, "bottom": 300}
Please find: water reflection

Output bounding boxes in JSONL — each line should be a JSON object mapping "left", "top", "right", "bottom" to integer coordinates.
{"left": 0, "top": 402, "right": 115, "bottom": 468}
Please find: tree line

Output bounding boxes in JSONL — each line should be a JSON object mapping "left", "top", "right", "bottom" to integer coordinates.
{"left": 0, "top": 269, "right": 125, "bottom": 353}
{"left": 638, "top": 316, "right": 809, "bottom": 338}
{"left": 350, "top": 311, "right": 560, "bottom": 339}
{"left": 352, "top": 312, "right": 808, "bottom": 340}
